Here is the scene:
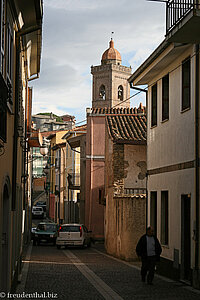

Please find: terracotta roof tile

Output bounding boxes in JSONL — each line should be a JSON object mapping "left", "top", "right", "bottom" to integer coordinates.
{"left": 89, "top": 106, "right": 146, "bottom": 115}
{"left": 106, "top": 114, "right": 147, "bottom": 144}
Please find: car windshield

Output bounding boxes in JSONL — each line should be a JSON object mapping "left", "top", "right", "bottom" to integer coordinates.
{"left": 60, "top": 226, "right": 80, "bottom": 232}
{"left": 37, "top": 224, "right": 57, "bottom": 232}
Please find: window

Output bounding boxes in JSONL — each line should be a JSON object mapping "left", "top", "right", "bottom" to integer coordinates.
{"left": 162, "top": 74, "right": 169, "bottom": 121}
{"left": 7, "top": 23, "right": 13, "bottom": 81}
{"left": 6, "top": 18, "right": 13, "bottom": 106}
{"left": 182, "top": 57, "right": 190, "bottom": 111}
{"left": 60, "top": 225, "right": 80, "bottom": 232}
{"left": 151, "top": 83, "right": 157, "bottom": 127}
{"left": 118, "top": 85, "right": 123, "bottom": 100}
{"left": 150, "top": 192, "right": 157, "bottom": 237}
{"left": 99, "top": 85, "right": 106, "bottom": 100}
{"left": 161, "top": 191, "right": 168, "bottom": 245}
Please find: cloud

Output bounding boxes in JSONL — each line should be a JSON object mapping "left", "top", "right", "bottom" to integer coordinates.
{"left": 32, "top": 0, "right": 166, "bottom": 122}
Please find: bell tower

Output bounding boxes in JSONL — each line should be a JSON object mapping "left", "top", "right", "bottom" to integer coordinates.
{"left": 91, "top": 39, "right": 132, "bottom": 109}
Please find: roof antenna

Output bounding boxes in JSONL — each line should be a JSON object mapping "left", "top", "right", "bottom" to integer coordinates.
{"left": 111, "top": 31, "right": 114, "bottom": 40}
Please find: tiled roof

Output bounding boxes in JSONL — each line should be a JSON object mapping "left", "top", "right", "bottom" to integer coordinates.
{"left": 89, "top": 104, "right": 146, "bottom": 115}
{"left": 73, "top": 124, "right": 87, "bottom": 131}
{"left": 106, "top": 114, "right": 147, "bottom": 144}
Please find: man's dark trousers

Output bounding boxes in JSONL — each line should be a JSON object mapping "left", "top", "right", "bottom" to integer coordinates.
{"left": 141, "top": 255, "right": 157, "bottom": 283}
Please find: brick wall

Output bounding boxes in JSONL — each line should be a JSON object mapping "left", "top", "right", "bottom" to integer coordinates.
{"left": 113, "top": 143, "right": 124, "bottom": 195}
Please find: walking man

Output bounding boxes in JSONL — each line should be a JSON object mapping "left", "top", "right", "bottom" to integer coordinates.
{"left": 136, "top": 226, "right": 162, "bottom": 285}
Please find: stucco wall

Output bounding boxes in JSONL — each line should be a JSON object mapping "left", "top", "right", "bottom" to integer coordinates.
{"left": 146, "top": 44, "right": 197, "bottom": 276}
{"left": 147, "top": 45, "right": 195, "bottom": 170}
{"left": 106, "top": 195, "right": 146, "bottom": 261}
{"left": 85, "top": 115, "right": 105, "bottom": 239}
{"left": 148, "top": 168, "right": 195, "bottom": 266}
{"left": 124, "top": 144, "right": 146, "bottom": 190}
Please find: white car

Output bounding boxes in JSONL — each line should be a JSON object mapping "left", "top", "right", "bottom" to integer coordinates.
{"left": 56, "top": 224, "right": 92, "bottom": 249}
{"left": 32, "top": 206, "right": 44, "bottom": 219}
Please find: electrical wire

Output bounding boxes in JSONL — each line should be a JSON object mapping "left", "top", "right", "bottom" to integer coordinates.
{"left": 75, "top": 87, "right": 147, "bottom": 125}
{"left": 73, "top": 48, "right": 200, "bottom": 126}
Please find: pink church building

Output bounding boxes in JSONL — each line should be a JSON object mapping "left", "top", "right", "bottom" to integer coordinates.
{"left": 85, "top": 39, "right": 132, "bottom": 240}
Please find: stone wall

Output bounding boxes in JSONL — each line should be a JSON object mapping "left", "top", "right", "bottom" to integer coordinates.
{"left": 106, "top": 194, "right": 146, "bottom": 261}
{"left": 105, "top": 123, "right": 146, "bottom": 260}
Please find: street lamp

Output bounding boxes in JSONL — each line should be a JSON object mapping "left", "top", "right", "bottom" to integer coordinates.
{"left": 39, "top": 140, "right": 49, "bottom": 156}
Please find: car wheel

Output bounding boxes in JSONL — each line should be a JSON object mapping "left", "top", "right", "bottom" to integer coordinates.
{"left": 57, "top": 245, "right": 61, "bottom": 249}
{"left": 81, "top": 240, "right": 86, "bottom": 249}
{"left": 87, "top": 240, "right": 91, "bottom": 247}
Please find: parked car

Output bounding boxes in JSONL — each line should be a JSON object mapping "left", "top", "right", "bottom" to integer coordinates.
{"left": 31, "top": 227, "right": 37, "bottom": 240}
{"left": 35, "top": 201, "right": 46, "bottom": 212}
{"left": 56, "top": 224, "right": 92, "bottom": 249}
{"left": 32, "top": 206, "right": 44, "bottom": 219}
{"left": 33, "top": 222, "right": 58, "bottom": 245}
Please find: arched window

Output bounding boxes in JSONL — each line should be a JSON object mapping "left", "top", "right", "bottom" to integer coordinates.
{"left": 118, "top": 85, "right": 123, "bottom": 101}
{"left": 99, "top": 85, "right": 106, "bottom": 100}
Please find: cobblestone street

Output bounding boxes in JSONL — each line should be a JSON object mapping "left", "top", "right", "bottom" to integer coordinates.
{"left": 14, "top": 242, "right": 200, "bottom": 300}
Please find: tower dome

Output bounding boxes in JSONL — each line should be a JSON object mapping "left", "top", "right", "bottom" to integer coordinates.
{"left": 101, "top": 39, "right": 122, "bottom": 65}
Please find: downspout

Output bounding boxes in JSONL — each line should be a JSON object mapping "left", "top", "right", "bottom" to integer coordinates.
{"left": 58, "top": 148, "right": 61, "bottom": 224}
{"left": 195, "top": 44, "right": 199, "bottom": 271}
{"left": 72, "top": 133, "right": 75, "bottom": 222}
{"left": 130, "top": 83, "right": 148, "bottom": 227}
{"left": 12, "top": 35, "right": 20, "bottom": 210}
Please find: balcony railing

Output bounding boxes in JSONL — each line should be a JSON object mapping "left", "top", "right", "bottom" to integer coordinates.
{"left": 166, "top": 0, "right": 200, "bottom": 33}
{"left": 124, "top": 188, "right": 146, "bottom": 195}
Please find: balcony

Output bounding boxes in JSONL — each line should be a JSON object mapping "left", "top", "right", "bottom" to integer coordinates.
{"left": 67, "top": 173, "right": 80, "bottom": 190}
{"left": 166, "top": 0, "right": 200, "bottom": 43}
{"left": 124, "top": 188, "right": 146, "bottom": 196}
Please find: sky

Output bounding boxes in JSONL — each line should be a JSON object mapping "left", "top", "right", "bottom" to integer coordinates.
{"left": 31, "top": 0, "right": 166, "bottom": 124}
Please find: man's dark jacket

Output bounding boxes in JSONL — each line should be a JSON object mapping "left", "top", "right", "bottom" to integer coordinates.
{"left": 136, "top": 234, "right": 162, "bottom": 261}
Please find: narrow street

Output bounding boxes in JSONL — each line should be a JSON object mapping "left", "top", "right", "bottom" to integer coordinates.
{"left": 16, "top": 239, "right": 200, "bottom": 300}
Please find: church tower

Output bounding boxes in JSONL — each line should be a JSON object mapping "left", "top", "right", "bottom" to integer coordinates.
{"left": 91, "top": 39, "right": 132, "bottom": 109}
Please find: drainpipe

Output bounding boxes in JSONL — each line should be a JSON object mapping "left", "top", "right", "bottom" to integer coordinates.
{"left": 195, "top": 44, "right": 199, "bottom": 271}
{"left": 12, "top": 35, "right": 20, "bottom": 210}
{"left": 58, "top": 148, "right": 61, "bottom": 224}
{"left": 130, "top": 83, "right": 148, "bottom": 226}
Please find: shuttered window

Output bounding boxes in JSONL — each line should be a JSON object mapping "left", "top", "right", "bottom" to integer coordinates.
{"left": 182, "top": 57, "right": 190, "bottom": 111}
{"left": 162, "top": 74, "right": 169, "bottom": 121}
{"left": 151, "top": 83, "right": 157, "bottom": 127}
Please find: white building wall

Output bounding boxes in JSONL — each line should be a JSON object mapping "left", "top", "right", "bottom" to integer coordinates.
{"left": 148, "top": 45, "right": 195, "bottom": 170}
{"left": 147, "top": 45, "right": 196, "bottom": 265}
{"left": 148, "top": 169, "right": 195, "bottom": 266}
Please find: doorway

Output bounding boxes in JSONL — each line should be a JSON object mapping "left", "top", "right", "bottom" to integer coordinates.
{"left": 181, "top": 194, "right": 191, "bottom": 282}
{"left": 1, "top": 183, "right": 10, "bottom": 292}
